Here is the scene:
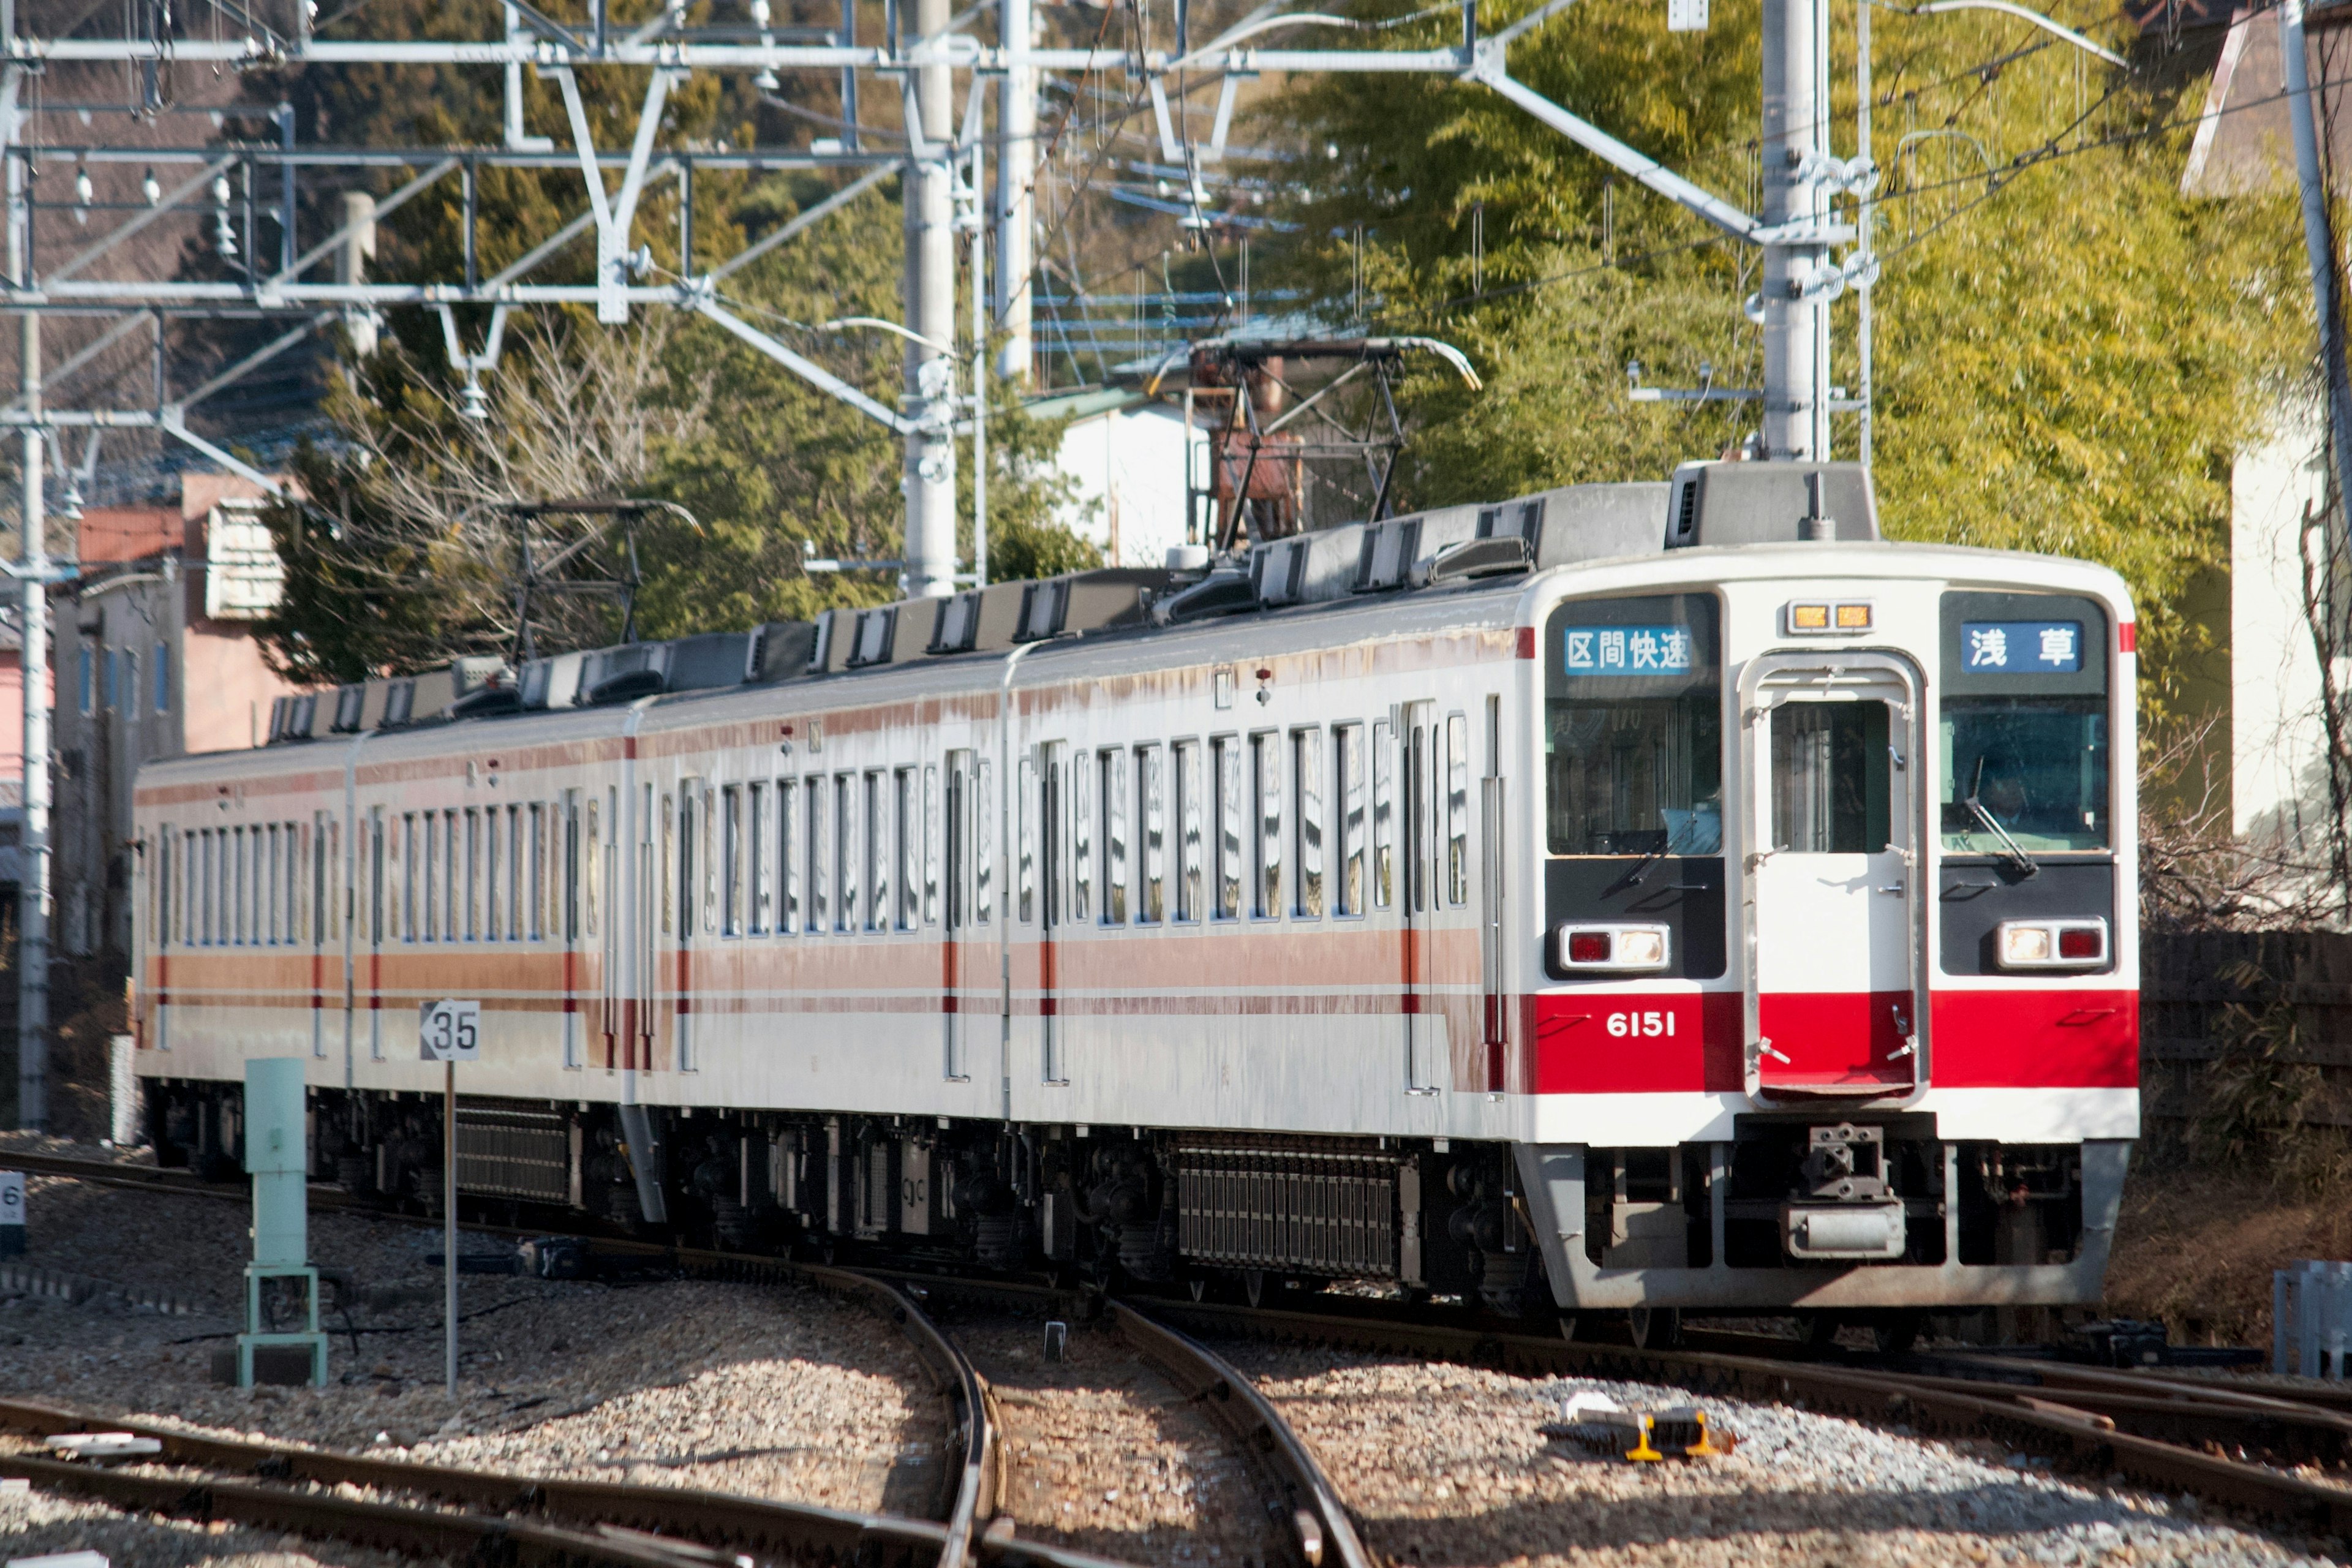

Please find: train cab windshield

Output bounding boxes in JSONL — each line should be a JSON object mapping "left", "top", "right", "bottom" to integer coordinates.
{"left": 1936, "top": 592, "right": 2113, "bottom": 855}
{"left": 1544, "top": 594, "right": 1723, "bottom": 856}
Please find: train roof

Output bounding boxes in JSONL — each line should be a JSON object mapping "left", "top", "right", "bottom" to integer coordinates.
{"left": 145, "top": 461, "right": 2135, "bottom": 791}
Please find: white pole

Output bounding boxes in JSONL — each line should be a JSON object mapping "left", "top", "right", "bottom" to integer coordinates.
{"left": 1759, "top": 0, "right": 1828, "bottom": 460}
{"left": 10, "top": 67, "right": 48, "bottom": 1131}
{"left": 443, "top": 1058, "right": 456, "bottom": 1396}
{"left": 1855, "top": 0, "right": 1872, "bottom": 467}
{"left": 903, "top": 0, "right": 959, "bottom": 599}
{"left": 994, "top": 0, "right": 1037, "bottom": 382}
{"left": 973, "top": 154, "right": 990, "bottom": 588}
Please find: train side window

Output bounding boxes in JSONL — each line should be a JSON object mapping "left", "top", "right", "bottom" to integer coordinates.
{"left": 748, "top": 783, "right": 769, "bottom": 935}
{"left": 467, "top": 807, "right": 484, "bottom": 941}
{"left": 1099, "top": 747, "right": 1129, "bottom": 925}
{"left": 1292, "top": 727, "right": 1325, "bottom": 919}
{"left": 156, "top": 827, "right": 172, "bottom": 951}
{"left": 1137, "top": 744, "right": 1165, "bottom": 925}
{"left": 1172, "top": 741, "right": 1201, "bottom": 923}
{"left": 423, "top": 812, "right": 440, "bottom": 941}
{"left": 507, "top": 805, "right": 524, "bottom": 942}
{"left": 1017, "top": 756, "right": 1037, "bottom": 924}
{"left": 231, "top": 825, "right": 246, "bottom": 944}
{"left": 369, "top": 809, "right": 385, "bottom": 947}
{"left": 195, "top": 830, "right": 209, "bottom": 944}
{"left": 921, "top": 764, "right": 940, "bottom": 927}
{"left": 1071, "top": 752, "right": 1093, "bottom": 924}
{"left": 564, "top": 793, "right": 581, "bottom": 943}
{"left": 310, "top": 823, "right": 329, "bottom": 944}
{"left": 402, "top": 814, "right": 418, "bottom": 941}
{"left": 701, "top": 786, "right": 719, "bottom": 938}
{"left": 529, "top": 803, "right": 547, "bottom": 941}
{"left": 1445, "top": 712, "right": 1470, "bottom": 907}
{"left": 897, "top": 766, "right": 921, "bottom": 932}
{"left": 1211, "top": 736, "right": 1242, "bottom": 920}
{"left": 583, "top": 798, "right": 600, "bottom": 939}
{"left": 866, "top": 770, "right": 891, "bottom": 933}
{"left": 808, "top": 777, "right": 830, "bottom": 932}
{"left": 722, "top": 785, "right": 745, "bottom": 937}
{"left": 1336, "top": 722, "right": 1366, "bottom": 916}
{"left": 778, "top": 779, "right": 800, "bottom": 934}
{"left": 1251, "top": 731, "right": 1283, "bottom": 919}
{"left": 835, "top": 774, "right": 858, "bottom": 933}
{"left": 265, "top": 824, "right": 281, "bottom": 943}
{"left": 975, "top": 759, "right": 993, "bottom": 924}
{"left": 489, "top": 802, "right": 507, "bottom": 941}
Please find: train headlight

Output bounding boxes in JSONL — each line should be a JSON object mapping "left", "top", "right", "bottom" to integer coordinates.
{"left": 1995, "top": 918, "right": 2108, "bottom": 970}
{"left": 1558, "top": 923, "right": 1671, "bottom": 972}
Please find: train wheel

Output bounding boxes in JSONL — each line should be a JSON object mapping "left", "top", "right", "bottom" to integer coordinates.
{"left": 1627, "top": 1306, "right": 1679, "bottom": 1349}
{"left": 1556, "top": 1313, "right": 1579, "bottom": 1344}
{"left": 1800, "top": 1312, "right": 1842, "bottom": 1350}
{"left": 1243, "top": 1269, "right": 1268, "bottom": 1308}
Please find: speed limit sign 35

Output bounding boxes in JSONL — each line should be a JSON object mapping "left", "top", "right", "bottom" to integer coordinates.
{"left": 420, "top": 1000, "right": 482, "bottom": 1063}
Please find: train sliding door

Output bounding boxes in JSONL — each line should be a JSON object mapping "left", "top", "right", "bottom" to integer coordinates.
{"left": 1743, "top": 652, "right": 1927, "bottom": 1098}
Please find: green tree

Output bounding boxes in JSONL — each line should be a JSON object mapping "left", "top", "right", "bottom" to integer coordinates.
{"left": 1256, "top": 0, "right": 2305, "bottom": 708}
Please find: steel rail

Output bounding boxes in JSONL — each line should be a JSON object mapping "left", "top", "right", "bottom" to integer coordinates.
{"left": 0, "top": 1153, "right": 1079, "bottom": 1568}
{"left": 1106, "top": 1302, "right": 1372, "bottom": 1568}
{"left": 1140, "top": 1297, "right": 2352, "bottom": 1536}
{"left": 0, "top": 1392, "right": 1120, "bottom": 1568}
{"left": 26, "top": 1148, "right": 2352, "bottom": 1539}
{"left": 0, "top": 1449, "right": 717, "bottom": 1568}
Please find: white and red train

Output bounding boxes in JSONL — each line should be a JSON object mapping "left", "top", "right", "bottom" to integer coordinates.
{"left": 129, "top": 459, "right": 2136, "bottom": 1337}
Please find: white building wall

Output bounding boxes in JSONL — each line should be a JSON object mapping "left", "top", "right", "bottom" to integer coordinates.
{"left": 2231, "top": 394, "right": 2334, "bottom": 853}
{"left": 1054, "top": 402, "right": 1209, "bottom": 568}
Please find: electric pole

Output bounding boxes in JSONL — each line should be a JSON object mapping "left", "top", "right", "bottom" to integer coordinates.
{"left": 7, "top": 66, "right": 47, "bottom": 1131}
{"left": 1758, "top": 0, "right": 1834, "bottom": 461}
{"left": 994, "top": 0, "right": 1038, "bottom": 383}
{"left": 903, "top": 0, "right": 959, "bottom": 599}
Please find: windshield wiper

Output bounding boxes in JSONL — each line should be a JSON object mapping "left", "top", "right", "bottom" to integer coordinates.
{"left": 1963, "top": 756, "right": 2040, "bottom": 880}
{"left": 1602, "top": 838, "right": 1672, "bottom": 898}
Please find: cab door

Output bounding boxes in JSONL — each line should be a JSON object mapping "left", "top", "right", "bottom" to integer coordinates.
{"left": 1741, "top": 653, "right": 1927, "bottom": 1099}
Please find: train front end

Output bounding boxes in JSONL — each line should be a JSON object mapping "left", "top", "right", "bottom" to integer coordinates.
{"left": 1518, "top": 544, "right": 2135, "bottom": 1320}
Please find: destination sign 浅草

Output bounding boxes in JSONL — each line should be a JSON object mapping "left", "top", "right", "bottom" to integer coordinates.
{"left": 1959, "top": 620, "right": 2082, "bottom": 674}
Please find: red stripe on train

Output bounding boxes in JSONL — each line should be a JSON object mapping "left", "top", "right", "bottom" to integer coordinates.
{"left": 1532, "top": 988, "right": 2137, "bottom": 1094}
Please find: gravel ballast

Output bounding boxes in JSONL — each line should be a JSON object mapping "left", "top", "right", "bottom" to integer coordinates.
{"left": 0, "top": 1478, "right": 428, "bottom": 1568}
{"left": 1219, "top": 1343, "right": 2339, "bottom": 1567}
{"left": 0, "top": 1162, "right": 945, "bottom": 1517}
{"left": 955, "top": 1314, "right": 1278, "bottom": 1567}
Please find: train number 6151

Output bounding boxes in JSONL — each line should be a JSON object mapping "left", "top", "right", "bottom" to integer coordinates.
{"left": 1606, "top": 1011, "right": 1678, "bottom": 1038}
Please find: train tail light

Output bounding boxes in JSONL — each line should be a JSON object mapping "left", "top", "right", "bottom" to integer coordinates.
{"left": 1995, "top": 918, "right": 2108, "bottom": 970}
{"left": 1558, "top": 924, "right": 1670, "bottom": 972}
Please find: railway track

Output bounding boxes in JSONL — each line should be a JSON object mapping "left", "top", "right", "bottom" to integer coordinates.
{"left": 20, "top": 1145, "right": 2352, "bottom": 1551}
{"left": 0, "top": 1149, "right": 1155, "bottom": 1568}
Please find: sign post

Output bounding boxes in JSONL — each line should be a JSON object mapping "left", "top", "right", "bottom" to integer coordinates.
{"left": 0, "top": 1170, "right": 24, "bottom": 1257}
{"left": 420, "top": 999, "right": 481, "bottom": 1398}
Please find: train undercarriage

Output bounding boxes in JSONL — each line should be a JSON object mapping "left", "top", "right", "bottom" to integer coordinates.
{"left": 140, "top": 1079, "right": 2115, "bottom": 1341}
